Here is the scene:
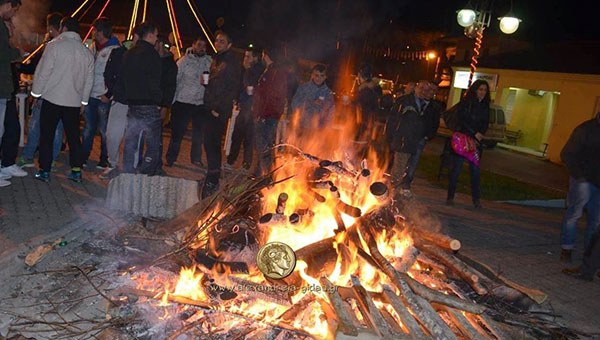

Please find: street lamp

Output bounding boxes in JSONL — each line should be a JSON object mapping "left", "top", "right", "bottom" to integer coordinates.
{"left": 498, "top": 14, "right": 521, "bottom": 34}
{"left": 456, "top": 7, "right": 477, "bottom": 27}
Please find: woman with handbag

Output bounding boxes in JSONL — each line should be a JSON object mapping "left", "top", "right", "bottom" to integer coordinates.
{"left": 446, "top": 79, "right": 490, "bottom": 208}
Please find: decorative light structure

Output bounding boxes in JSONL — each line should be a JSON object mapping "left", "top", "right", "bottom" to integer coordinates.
{"left": 456, "top": 7, "right": 477, "bottom": 27}
{"left": 498, "top": 15, "right": 521, "bottom": 34}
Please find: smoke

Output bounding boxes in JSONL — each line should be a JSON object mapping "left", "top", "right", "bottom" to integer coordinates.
{"left": 11, "top": 0, "right": 50, "bottom": 47}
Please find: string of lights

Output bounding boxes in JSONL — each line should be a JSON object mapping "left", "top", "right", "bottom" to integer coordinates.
{"left": 468, "top": 26, "right": 484, "bottom": 87}
{"left": 186, "top": 0, "right": 216, "bottom": 52}
{"left": 71, "top": 0, "right": 90, "bottom": 18}
{"left": 83, "top": 0, "right": 112, "bottom": 42}
{"left": 165, "top": 0, "right": 182, "bottom": 58}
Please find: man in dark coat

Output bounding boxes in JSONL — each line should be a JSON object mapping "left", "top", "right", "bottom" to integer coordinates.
{"left": 202, "top": 32, "right": 242, "bottom": 197}
{"left": 121, "top": 22, "right": 162, "bottom": 175}
{"left": 385, "top": 81, "right": 431, "bottom": 193}
{"left": 559, "top": 111, "right": 600, "bottom": 262}
{"left": 225, "top": 46, "right": 264, "bottom": 171}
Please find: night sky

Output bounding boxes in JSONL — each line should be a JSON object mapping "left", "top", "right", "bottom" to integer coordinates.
{"left": 45, "top": 0, "right": 599, "bottom": 61}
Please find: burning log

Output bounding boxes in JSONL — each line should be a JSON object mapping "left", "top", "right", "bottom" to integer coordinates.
{"left": 395, "top": 245, "right": 419, "bottom": 273}
{"left": 276, "top": 193, "right": 288, "bottom": 215}
{"left": 308, "top": 189, "right": 326, "bottom": 203}
{"left": 359, "top": 225, "right": 487, "bottom": 315}
{"left": 309, "top": 180, "right": 334, "bottom": 190}
{"left": 195, "top": 249, "right": 249, "bottom": 274}
{"left": 227, "top": 276, "right": 292, "bottom": 305}
{"left": 258, "top": 213, "right": 287, "bottom": 226}
{"left": 434, "top": 305, "right": 488, "bottom": 340}
{"left": 349, "top": 275, "right": 397, "bottom": 339}
{"left": 413, "top": 229, "right": 461, "bottom": 252}
{"left": 289, "top": 209, "right": 314, "bottom": 225}
{"left": 416, "top": 243, "right": 488, "bottom": 295}
{"left": 334, "top": 210, "right": 347, "bottom": 233}
{"left": 319, "top": 159, "right": 358, "bottom": 178}
{"left": 320, "top": 277, "right": 359, "bottom": 336}
{"left": 416, "top": 253, "right": 449, "bottom": 273}
{"left": 393, "top": 273, "right": 459, "bottom": 340}
{"left": 369, "top": 182, "right": 389, "bottom": 202}
{"left": 335, "top": 200, "right": 362, "bottom": 218}
{"left": 275, "top": 293, "right": 315, "bottom": 324}
{"left": 380, "top": 285, "right": 428, "bottom": 339}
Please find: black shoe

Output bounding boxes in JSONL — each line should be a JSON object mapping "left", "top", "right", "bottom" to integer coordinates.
{"left": 560, "top": 249, "right": 572, "bottom": 263}
{"left": 473, "top": 200, "right": 482, "bottom": 209}
{"left": 242, "top": 162, "right": 251, "bottom": 170}
{"left": 192, "top": 160, "right": 205, "bottom": 168}
{"left": 165, "top": 162, "right": 173, "bottom": 167}
{"left": 446, "top": 199, "right": 454, "bottom": 206}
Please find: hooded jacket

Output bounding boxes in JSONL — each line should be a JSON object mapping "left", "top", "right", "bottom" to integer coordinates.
{"left": 386, "top": 94, "right": 431, "bottom": 154}
{"left": 31, "top": 31, "right": 95, "bottom": 107}
{"left": 174, "top": 51, "right": 212, "bottom": 105}
{"left": 291, "top": 80, "right": 335, "bottom": 129}
{"left": 103, "top": 45, "right": 127, "bottom": 104}
{"left": 203, "top": 49, "right": 242, "bottom": 122}
{"left": 0, "top": 20, "right": 22, "bottom": 99}
{"left": 89, "top": 36, "right": 120, "bottom": 99}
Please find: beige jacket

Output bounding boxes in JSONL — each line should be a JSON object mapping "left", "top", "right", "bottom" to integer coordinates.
{"left": 32, "top": 31, "right": 94, "bottom": 107}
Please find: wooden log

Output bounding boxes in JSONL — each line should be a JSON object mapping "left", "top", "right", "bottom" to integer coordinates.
{"left": 413, "top": 229, "right": 461, "bottom": 252}
{"left": 320, "top": 277, "right": 359, "bottom": 336}
{"left": 416, "top": 243, "right": 488, "bottom": 295}
{"left": 434, "top": 305, "right": 488, "bottom": 340}
{"left": 350, "top": 275, "right": 397, "bottom": 339}
{"left": 275, "top": 293, "right": 314, "bottom": 324}
{"left": 478, "top": 314, "right": 512, "bottom": 340}
{"left": 394, "top": 273, "right": 459, "bottom": 340}
{"left": 416, "top": 253, "right": 449, "bottom": 273}
{"left": 381, "top": 284, "right": 428, "bottom": 340}
{"left": 361, "top": 225, "right": 486, "bottom": 315}
{"left": 396, "top": 246, "right": 419, "bottom": 273}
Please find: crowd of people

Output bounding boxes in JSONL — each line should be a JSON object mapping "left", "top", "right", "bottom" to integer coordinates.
{"left": 0, "top": 0, "right": 598, "bottom": 280}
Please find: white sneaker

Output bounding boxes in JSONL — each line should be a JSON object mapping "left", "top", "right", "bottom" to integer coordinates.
{"left": 0, "top": 172, "right": 11, "bottom": 180}
{"left": 1, "top": 165, "right": 28, "bottom": 177}
{"left": 0, "top": 178, "right": 10, "bottom": 187}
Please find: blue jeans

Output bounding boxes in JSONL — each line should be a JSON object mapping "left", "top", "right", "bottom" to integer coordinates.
{"left": 22, "top": 101, "right": 63, "bottom": 160}
{"left": 447, "top": 152, "right": 481, "bottom": 202}
{"left": 561, "top": 177, "right": 600, "bottom": 250}
{"left": 122, "top": 105, "right": 162, "bottom": 175}
{"left": 82, "top": 97, "right": 110, "bottom": 163}
{"left": 254, "top": 117, "right": 278, "bottom": 177}
{"left": 401, "top": 138, "right": 427, "bottom": 189}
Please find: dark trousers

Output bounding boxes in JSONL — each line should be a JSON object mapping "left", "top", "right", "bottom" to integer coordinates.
{"left": 0, "top": 98, "right": 19, "bottom": 167}
{"left": 39, "top": 99, "right": 83, "bottom": 171}
{"left": 227, "top": 112, "right": 254, "bottom": 166}
{"left": 581, "top": 229, "right": 600, "bottom": 279}
{"left": 82, "top": 97, "right": 110, "bottom": 163}
{"left": 166, "top": 102, "right": 206, "bottom": 164}
{"left": 203, "top": 115, "right": 226, "bottom": 184}
{"left": 122, "top": 105, "right": 162, "bottom": 175}
{"left": 447, "top": 151, "right": 482, "bottom": 202}
{"left": 402, "top": 138, "right": 427, "bottom": 189}
{"left": 254, "top": 117, "right": 278, "bottom": 177}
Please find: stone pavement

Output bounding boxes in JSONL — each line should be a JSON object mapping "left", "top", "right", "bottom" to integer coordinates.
{"left": 1, "top": 131, "right": 598, "bottom": 336}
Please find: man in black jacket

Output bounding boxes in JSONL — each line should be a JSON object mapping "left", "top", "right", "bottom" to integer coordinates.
{"left": 121, "top": 22, "right": 162, "bottom": 175}
{"left": 154, "top": 35, "right": 177, "bottom": 173}
{"left": 225, "top": 46, "right": 263, "bottom": 171}
{"left": 559, "top": 111, "right": 600, "bottom": 262}
{"left": 385, "top": 81, "right": 431, "bottom": 194}
{"left": 402, "top": 82, "right": 442, "bottom": 193}
{"left": 202, "top": 32, "right": 242, "bottom": 197}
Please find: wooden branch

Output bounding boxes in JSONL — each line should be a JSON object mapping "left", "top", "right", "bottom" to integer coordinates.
{"left": 413, "top": 229, "right": 461, "bottom": 251}
{"left": 434, "top": 305, "right": 488, "bottom": 340}
{"left": 478, "top": 314, "right": 512, "bottom": 340}
{"left": 416, "top": 243, "right": 488, "bottom": 295}
{"left": 320, "top": 277, "right": 359, "bottom": 336}
{"left": 350, "top": 275, "right": 396, "bottom": 339}
{"left": 381, "top": 284, "right": 428, "bottom": 340}
{"left": 396, "top": 246, "right": 419, "bottom": 273}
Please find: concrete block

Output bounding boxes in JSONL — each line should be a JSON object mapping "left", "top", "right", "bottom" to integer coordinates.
{"left": 105, "top": 174, "right": 199, "bottom": 219}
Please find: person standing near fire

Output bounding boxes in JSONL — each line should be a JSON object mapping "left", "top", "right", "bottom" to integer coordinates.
{"left": 81, "top": 18, "right": 120, "bottom": 170}
{"left": 202, "top": 32, "right": 242, "bottom": 198}
{"left": 225, "top": 46, "right": 264, "bottom": 172}
{"left": 121, "top": 22, "right": 163, "bottom": 175}
{"left": 253, "top": 45, "right": 288, "bottom": 180}
{"left": 445, "top": 79, "right": 490, "bottom": 208}
{"left": 559, "top": 110, "right": 600, "bottom": 263}
{"left": 32, "top": 17, "right": 95, "bottom": 183}
{"left": 386, "top": 81, "right": 433, "bottom": 196}
{"left": 17, "top": 12, "right": 65, "bottom": 170}
{"left": 291, "top": 64, "right": 335, "bottom": 135}
{"left": 166, "top": 36, "right": 212, "bottom": 168}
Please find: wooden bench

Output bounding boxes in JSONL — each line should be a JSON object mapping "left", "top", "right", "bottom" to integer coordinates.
{"left": 504, "top": 129, "right": 522, "bottom": 145}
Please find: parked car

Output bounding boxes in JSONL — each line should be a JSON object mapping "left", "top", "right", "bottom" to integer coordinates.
{"left": 437, "top": 103, "right": 506, "bottom": 148}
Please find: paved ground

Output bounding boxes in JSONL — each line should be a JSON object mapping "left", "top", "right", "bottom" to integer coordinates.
{"left": 1, "top": 130, "right": 598, "bottom": 336}
{"left": 425, "top": 137, "right": 570, "bottom": 193}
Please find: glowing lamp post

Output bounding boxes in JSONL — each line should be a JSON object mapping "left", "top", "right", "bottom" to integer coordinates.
{"left": 456, "top": 1, "right": 522, "bottom": 86}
